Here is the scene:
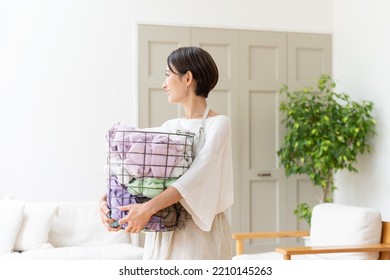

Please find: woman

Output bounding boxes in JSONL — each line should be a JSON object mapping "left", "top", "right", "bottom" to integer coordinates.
{"left": 100, "top": 47, "right": 234, "bottom": 259}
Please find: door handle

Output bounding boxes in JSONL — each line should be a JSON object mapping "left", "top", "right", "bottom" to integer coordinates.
{"left": 257, "top": 173, "right": 271, "bottom": 177}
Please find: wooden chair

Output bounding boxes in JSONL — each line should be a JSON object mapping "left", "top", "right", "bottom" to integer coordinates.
{"left": 232, "top": 204, "right": 390, "bottom": 260}
{"left": 275, "top": 221, "right": 390, "bottom": 260}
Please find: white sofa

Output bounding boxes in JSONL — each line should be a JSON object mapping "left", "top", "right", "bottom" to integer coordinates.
{"left": 0, "top": 200, "right": 144, "bottom": 260}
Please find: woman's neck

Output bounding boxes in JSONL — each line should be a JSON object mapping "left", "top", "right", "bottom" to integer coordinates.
{"left": 182, "top": 99, "right": 208, "bottom": 119}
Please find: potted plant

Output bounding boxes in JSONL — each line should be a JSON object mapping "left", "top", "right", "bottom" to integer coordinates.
{"left": 277, "top": 74, "right": 376, "bottom": 225}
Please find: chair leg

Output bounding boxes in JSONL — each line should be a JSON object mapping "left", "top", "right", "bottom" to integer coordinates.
{"left": 283, "top": 255, "right": 291, "bottom": 260}
{"left": 236, "top": 240, "right": 243, "bottom": 255}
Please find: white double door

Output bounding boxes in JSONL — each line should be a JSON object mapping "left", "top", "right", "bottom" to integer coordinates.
{"left": 138, "top": 24, "right": 332, "bottom": 253}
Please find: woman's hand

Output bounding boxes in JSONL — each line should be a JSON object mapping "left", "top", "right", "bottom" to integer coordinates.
{"left": 118, "top": 203, "right": 153, "bottom": 233}
{"left": 98, "top": 194, "right": 120, "bottom": 232}
{"left": 100, "top": 187, "right": 182, "bottom": 233}
{"left": 117, "top": 187, "right": 182, "bottom": 233}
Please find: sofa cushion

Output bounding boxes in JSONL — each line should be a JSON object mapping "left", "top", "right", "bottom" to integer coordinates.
{"left": 49, "top": 201, "right": 132, "bottom": 247}
{"left": 0, "top": 252, "right": 24, "bottom": 260}
{"left": 310, "top": 203, "right": 382, "bottom": 260}
{"left": 0, "top": 200, "right": 24, "bottom": 254}
{"left": 14, "top": 202, "right": 58, "bottom": 251}
{"left": 18, "top": 243, "right": 144, "bottom": 260}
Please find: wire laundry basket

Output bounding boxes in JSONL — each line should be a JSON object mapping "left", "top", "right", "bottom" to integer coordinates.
{"left": 105, "top": 127, "right": 194, "bottom": 232}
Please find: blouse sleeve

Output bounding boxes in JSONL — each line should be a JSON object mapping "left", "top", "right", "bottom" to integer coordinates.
{"left": 170, "top": 116, "right": 234, "bottom": 231}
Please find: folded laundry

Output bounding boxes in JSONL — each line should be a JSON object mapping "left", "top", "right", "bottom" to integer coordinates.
{"left": 124, "top": 142, "right": 152, "bottom": 178}
{"left": 151, "top": 142, "right": 178, "bottom": 178}
{"left": 107, "top": 176, "right": 132, "bottom": 229}
{"left": 106, "top": 122, "right": 136, "bottom": 160}
{"left": 169, "top": 158, "right": 192, "bottom": 178}
{"left": 106, "top": 122, "right": 193, "bottom": 179}
{"left": 104, "top": 158, "right": 133, "bottom": 185}
{"left": 107, "top": 175, "right": 188, "bottom": 231}
{"left": 126, "top": 178, "right": 176, "bottom": 198}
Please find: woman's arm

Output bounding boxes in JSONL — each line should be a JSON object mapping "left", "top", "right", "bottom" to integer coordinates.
{"left": 117, "top": 186, "right": 182, "bottom": 233}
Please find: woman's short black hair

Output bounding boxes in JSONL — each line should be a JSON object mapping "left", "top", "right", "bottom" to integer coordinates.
{"left": 167, "top": 47, "right": 219, "bottom": 98}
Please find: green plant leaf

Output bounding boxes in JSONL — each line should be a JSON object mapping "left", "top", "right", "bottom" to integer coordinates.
{"left": 277, "top": 74, "right": 377, "bottom": 225}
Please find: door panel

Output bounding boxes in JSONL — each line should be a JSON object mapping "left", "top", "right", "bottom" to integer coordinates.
{"left": 138, "top": 25, "right": 190, "bottom": 128}
{"left": 250, "top": 91, "right": 277, "bottom": 169}
{"left": 288, "top": 33, "right": 332, "bottom": 90}
{"left": 239, "top": 31, "right": 290, "bottom": 253}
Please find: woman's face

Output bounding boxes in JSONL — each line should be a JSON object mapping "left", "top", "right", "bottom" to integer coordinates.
{"left": 162, "top": 65, "right": 187, "bottom": 104}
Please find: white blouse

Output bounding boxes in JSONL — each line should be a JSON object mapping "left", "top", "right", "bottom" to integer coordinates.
{"left": 161, "top": 115, "right": 234, "bottom": 231}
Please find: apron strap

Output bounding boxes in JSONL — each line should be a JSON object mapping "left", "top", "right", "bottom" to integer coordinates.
{"left": 194, "top": 104, "right": 210, "bottom": 156}
{"left": 200, "top": 104, "right": 210, "bottom": 131}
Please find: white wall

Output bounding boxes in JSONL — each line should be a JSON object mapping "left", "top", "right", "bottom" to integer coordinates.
{"left": 0, "top": 0, "right": 333, "bottom": 202}
{"left": 333, "top": 0, "right": 390, "bottom": 220}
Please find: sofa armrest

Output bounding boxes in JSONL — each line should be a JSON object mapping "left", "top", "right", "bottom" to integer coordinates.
{"left": 275, "top": 243, "right": 390, "bottom": 260}
{"left": 232, "top": 231, "right": 309, "bottom": 255}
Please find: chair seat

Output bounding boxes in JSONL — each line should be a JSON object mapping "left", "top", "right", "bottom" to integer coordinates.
{"left": 232, "top": 251, "right": 325, "bottom": 260}
{"left": 309, "top": 203, "right": 382, "bottom": 260}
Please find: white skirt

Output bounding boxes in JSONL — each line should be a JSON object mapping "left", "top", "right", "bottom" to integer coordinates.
{"left": 142, "top": 213, "right": 232, "bottom": 260}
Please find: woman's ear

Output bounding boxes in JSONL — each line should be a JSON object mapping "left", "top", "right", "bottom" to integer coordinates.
{"left": 185, "top": 71, "right": 194, "bottom": 86}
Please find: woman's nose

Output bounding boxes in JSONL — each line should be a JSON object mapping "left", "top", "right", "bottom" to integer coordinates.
{"left": 162, "top": 80, "right": 166, "bottom": 89}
